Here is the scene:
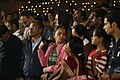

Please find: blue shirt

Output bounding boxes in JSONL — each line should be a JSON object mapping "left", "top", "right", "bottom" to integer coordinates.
{"left": 32, "top": 36, "right": 42, "bottom": 52}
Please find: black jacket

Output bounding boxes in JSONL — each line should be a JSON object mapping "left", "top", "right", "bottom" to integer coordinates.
{"left": 0, "top": 35, "right": 23, "bottom": 80}
{"left": 23, "top": 37, "right": 50, "bottom": 79}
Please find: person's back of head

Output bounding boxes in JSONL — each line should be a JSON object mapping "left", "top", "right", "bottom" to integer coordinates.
{"left": 8, "top": 19, "right": 19, "bottom": 30}
{"left": 73, "top": 24, "right": 88, "bottom": 39}
{"left": 0, "top": 24, "right": 9, "bottom": 36}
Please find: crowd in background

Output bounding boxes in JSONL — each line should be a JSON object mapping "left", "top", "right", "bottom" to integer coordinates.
{"left": 0, "top": 3, "right": 120, "bottom": 80}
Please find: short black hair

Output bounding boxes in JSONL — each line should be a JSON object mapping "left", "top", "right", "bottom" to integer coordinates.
{"left": 8, "top": 19, "right": 19, "bottom": 30}
{"left": 19, "top": 11, "right": 35, "bottom": 19}
{"left": 0, "top": 24, "right": 9, "bottom": 36}
{"left": 104, "top": 7, "right": 120, "bottom": 29}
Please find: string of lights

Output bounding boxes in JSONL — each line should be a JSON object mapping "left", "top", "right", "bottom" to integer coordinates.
{"left": 18, "top": 0, "right": 120, "bottom": 15}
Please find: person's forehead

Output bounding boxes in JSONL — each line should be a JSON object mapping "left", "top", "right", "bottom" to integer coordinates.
{"left": 20, "top": 16, "right": 28, "bottom": 20}
{"left": 104, "top": 18, "right": 108, "bottom": 22}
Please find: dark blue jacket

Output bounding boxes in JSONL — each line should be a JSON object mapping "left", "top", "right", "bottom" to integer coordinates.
{"left": 23, "top": 37, "right": 50, "bottom": 79}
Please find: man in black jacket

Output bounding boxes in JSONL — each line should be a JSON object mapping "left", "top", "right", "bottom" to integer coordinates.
{"left": 23, "top": 20, "right": 50, "bottom": 80}
{"left": 0, "top": 24, "right": 23, "bottom": 80}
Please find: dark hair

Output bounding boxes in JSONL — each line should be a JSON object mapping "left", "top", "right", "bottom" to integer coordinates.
{"left": 73, "top": 24, "right": 88, "bottom": 39}
{"left": 31, "top": 20, "right": 44, "bottom": 30}
{"left": 54, "top": 25, "right": 66, "bottom": 35}
{"left": 101, "top": 3, "right": 110, "bottom": 9}
{"left": 19, "top": 11, "right": 35, "bottom": 19}
{"left": 48, "top": 11, "right": 55, "bottom": 16}
{"left": 94, "top": 28, "right": 111, "bottom": 49}
{"left": 0, "top": 24, "right": 9, "bottom": 36}
{"left": 104, "top": 7, "right": 120, "bottom": 29}
{"left": 68, "top": 36, "right": 86, "bottom": 74}
{"left": 76, "top": 8, "right": 87, "bottom": 21}
{"left": 92, "top": 8, "right": 107, "bottom": 22}
{"left": 8, "top": 19, "right": 19, "bottom": 30}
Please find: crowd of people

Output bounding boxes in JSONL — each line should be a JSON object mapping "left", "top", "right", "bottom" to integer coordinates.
{"left": 0, "top": 3, "right": 120, "bottom": 80}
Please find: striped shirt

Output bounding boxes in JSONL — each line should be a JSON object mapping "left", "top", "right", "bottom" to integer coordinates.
{"left": 87, "top": 49, "right": 107, "bottom": 79}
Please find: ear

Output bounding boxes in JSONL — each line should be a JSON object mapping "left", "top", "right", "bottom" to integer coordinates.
{"left": 112, "top": 22, "right": 118, "bottom": 28}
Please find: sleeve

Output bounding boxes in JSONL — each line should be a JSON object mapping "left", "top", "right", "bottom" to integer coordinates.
{"left": 38, "top": 49, "right": 48, "bottom": 67}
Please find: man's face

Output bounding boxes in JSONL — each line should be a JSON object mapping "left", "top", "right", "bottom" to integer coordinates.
{"left": 20, "top": 16, "right": 30, "bottom": 27}
{"left": 29, "top": 23, "right": 42, "bottom": 37}
{"left": 104, "top": 18, "right": 114, "bottom": 35}
{"left": 73, "top": 10, "right": 82, "bottom": 22}
{"left": 91, "top": 12, "right": 100, "bottom": 27}
{"left": 48, "top": 13, "right": 54, "bottom": 21}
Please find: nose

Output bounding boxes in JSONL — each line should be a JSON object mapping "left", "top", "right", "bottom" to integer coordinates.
{"left": 103, "top": 25, "right": 106, "bottom": 29}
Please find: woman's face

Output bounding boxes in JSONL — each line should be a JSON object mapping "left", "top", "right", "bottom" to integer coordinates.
{"left": 54, "top": 27, "right": 66, "bottom": 44}
{"left": 72, "top": 28, "right": 79, "bottom": 37}
{"left": 91, "top": 31, "right": 103, "bottom": 46}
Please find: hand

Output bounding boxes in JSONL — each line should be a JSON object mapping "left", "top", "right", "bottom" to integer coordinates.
{"left": 39, "top": 41, "right": 46, "bottom": 49}
{"left": 43, "top": 68, "right": 47, "bottom": 73}
{"left": 101, "top": 72, "right": 109, "bottom": 80}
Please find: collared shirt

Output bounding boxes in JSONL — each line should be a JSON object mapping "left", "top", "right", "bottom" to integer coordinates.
{"left": 32, "top": 36, "right": 42, "bottom": 52}
{"left": 106, "top": 39, "right": 120, "bottom": 74}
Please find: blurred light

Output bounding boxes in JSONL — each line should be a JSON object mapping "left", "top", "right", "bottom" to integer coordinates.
{"left": 72, "top": 0, "right": 74, "bottom": 3}
{"left": 94, "top": 2, "right": 96, "bottom": 4}
{"left": 45, "top": 2, "right": 47, "bottom": 4}
{"left": 34, "top": 11, "right": 37, "bottom": 13}
{"left": 36, "top": 5, "right": 38, "bottom": 8}
{"left": 50, "top": 0, "right": 53, "bottom": 2}
{"left": 88, "top": 9, "right": 90, "bottom": 11}
{"left": 28, "top": 1, "right": 30, "bottom": 3}
{"left": 43, "top": 10, "right": 45, "bottom": 13}
{"left": 46, "top": 10, "right": 48, "bottom": 12}
{"left": 85, "top": 3, "right": 88, "bottom": 5}
{"left": 39, "top": 5, "right": 41, "bottom": 7}
{"left": 48, "top": 2, "right": 50, "bottom": 4}
{"left": 113, "top": 4, "right": 116, "bottom": 6}
{"left": 50, "top": 7, "right": 53, "bottom": 9}
{"left": 19, "top": 9, "right": 21, "bottom": 11}
{"left": 19, "top": 12, "right": 21, "bottom": 13}
{"left": 28, "top": 9, "right": 30, "bottom": 11}
{"left": 74, "top": 3, "right": 77, "bottom": 5}
{"left": 114, "top": 1, "right": 116, "bottom": 3}
{"left": 91, "top": 5, "right": 93, "bottom": 7}
{"left": 26, "top": 6, "right": 28, "bottom": 8}
{"left": 70, "top": 3, "right": 72, "bottom": 6}
{"left": 55, "top": 0, "right": 57, "bottom": 1}
{"left": 84, "top": 6, "right": 86, "bottom": 8}
{"left": 66, "top": 1, "right": 68, "bottom": 3}
{"left": 21, "top": 6, "right": 24, "bottom": 8}
{"left": 57, "top": 4, "right": 60, "bottom": 6}
{"left": 73, "top": 9, "right": 75, "bottom": 11}
{"left": 43, "top": 8, "right": 45, "bottom": 10}
{"left": 82, "top": 3, "right": 84, "bottom": 5}
{"left": 58, "top": 1, "right": 60, "bottom": 3}
{"left": 37, "top": 13, "right": 39, "bottom": 16}
{"left": 44, "top": 13, "right": 47, "bottom": 15}
{"left": 82, "top": 9, "right": 84, "bottom": 11}
{"left": 42, "top": 3, "right": 44, "bottom": 5}
{"left": 66, "top": 10, "right": 68, "bottom": 12}
{"left": 88, "top": 2, "right": 90, "bottom": 4}
{"left": 47, "top": 8, "right": 49, "bottom": 10}
{"left": 31, "top": 6, "right": 33, "bottom": 8}
{"left": 33, "top": 8, "right": 36, "bottom": 10}
{"left": 31, "top": 9, "right": 33, "bottom": 11}
{"left": 52, "top": 2, "right": 54, "bottom": 4}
